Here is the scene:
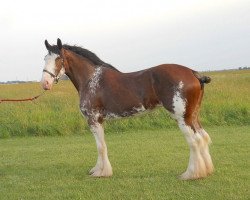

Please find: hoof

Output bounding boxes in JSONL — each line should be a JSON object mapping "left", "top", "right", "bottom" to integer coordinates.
{"left": 179, "top": 171, "right": 197, "bottom": 180}
{"left": 89, "top": 166, "right": 113, "bottom": 177}
{"left": 179, "top": 169, "right": 207, "bottom": 180}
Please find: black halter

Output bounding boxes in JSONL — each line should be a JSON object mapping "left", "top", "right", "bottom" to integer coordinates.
{"left": 42, "top": 69, "right": 59, "bottom": 83}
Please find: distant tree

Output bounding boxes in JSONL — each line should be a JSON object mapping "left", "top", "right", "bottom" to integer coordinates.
{"left": 239, "top": 66, "right": 250, "bottom": 70}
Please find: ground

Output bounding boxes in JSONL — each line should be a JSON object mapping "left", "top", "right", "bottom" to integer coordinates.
{"left": 0, "top": 126, "right": 249, "bottom": 200}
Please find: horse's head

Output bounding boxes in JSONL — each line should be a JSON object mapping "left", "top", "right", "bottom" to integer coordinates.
{"left": 41, "top": 38, "right": 66, "bottom": 90}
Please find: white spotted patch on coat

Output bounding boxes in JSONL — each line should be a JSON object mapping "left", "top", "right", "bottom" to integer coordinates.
{"left": 89, "top": 67, "right": 102, "bottom": 94}
{"left": 106, "top": 112, "right": 121, "bottom": 119}
{"left": 172, "top": 81, "right": 186, "bottom": 120}
{"left": 178, "top": 81, "right": 184, "bottom": 90}
{"left": 133, "top": 104, "right": 146, "bottom": 113}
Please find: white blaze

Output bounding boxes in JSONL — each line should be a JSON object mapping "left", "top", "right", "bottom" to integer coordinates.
{"left": 41, "top": 53, "right": 65, "bottom": 90}
{"left": 42, "top": 53, "right": 59, "bottom": 82}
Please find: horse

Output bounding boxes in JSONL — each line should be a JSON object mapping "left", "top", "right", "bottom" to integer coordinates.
{"left": 41, "top": 38, "right": 214, "bottom": 180}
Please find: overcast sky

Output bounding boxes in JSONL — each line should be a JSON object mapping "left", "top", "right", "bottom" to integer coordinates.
{"left": 0, "top": 0, "right": 249, "bottom": 82}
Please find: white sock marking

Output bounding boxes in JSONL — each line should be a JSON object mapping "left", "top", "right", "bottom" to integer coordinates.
{"left": 90, "top": 123, "right": 112, "bottom": 177}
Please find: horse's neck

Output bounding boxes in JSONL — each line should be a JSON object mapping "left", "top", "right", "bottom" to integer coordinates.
{"left": 65, "top": 54, "right": 95, "bottom": 92}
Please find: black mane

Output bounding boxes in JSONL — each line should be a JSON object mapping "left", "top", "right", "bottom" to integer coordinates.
{"left": 49, "top": 44, "right": 119, "bottom": 71}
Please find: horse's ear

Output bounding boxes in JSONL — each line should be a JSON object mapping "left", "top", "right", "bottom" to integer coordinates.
{"left": 57, "top": 38, "right": 63, "bottom": 50}
{"left": 45, "top": 40, "right": 51, "bottom": 50}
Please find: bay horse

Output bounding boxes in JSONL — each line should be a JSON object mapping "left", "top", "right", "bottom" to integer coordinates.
{"left": 41, "top": 38, "right": 214, "bottom": 180}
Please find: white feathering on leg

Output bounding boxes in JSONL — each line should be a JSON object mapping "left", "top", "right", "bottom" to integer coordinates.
{"left": 90, "top": 123, "right": 112, "bottom": 177}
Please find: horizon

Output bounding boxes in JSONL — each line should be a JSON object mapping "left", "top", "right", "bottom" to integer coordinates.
{"left": 2, "top": 67, "right": 249, "bottom": 84}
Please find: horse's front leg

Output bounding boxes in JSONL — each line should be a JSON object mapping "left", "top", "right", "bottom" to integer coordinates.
{"left": 88, "top": 120, "right": 113, "bottom": 177}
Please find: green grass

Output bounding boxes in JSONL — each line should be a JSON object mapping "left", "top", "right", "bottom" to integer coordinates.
{"left": 201, "top": 70, "right": 250, "bottom": 126}
{"left": 0, "top": 70, "right": 249, "bottom": 138}
{"left": 0, "top": 126, "right": 249, "bottom": 199}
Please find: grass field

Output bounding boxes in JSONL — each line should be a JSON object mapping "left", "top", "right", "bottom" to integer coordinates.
{"left": 0, "top": 69, "right": 250, "bottom": 199}
{"left": 0, "top": 126, "right": 249, "bottom": 199}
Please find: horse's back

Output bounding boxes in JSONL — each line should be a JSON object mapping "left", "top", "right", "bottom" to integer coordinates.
{"left": 150, "top": 64, "right": 195, "bottom": 82}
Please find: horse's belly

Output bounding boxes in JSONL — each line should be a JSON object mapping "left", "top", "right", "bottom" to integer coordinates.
{"left": 104, "top": 103, "right": 147, "bottom": 119}
{"left": 104, "top": 102, "right": 161, "bottom": 119}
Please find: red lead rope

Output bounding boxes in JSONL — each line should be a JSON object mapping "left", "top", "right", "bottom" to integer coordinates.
{"left": 0, "top": 91, "right": 46, "bottom": 103}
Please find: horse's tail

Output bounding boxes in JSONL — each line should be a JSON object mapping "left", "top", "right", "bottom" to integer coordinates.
{"left": 192, "top": 71, "right": 211, "bottom": 89}
{"left": 199, "top": 76, "right": 211, "bottom": 84}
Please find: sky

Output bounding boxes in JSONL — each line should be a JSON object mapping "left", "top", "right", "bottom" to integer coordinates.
{"left": 0, "top": 0, "right": 249, "bottom": 82}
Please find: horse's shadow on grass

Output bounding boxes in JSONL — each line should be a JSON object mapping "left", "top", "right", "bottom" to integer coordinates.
{"left": 74, "top": 165, "right": 182, "bottom": 181}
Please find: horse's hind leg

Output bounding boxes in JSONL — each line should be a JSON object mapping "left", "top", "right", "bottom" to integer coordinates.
{"left": 192, "top": 90, "right": 214, "bottom": 176}
{"left": 170, "top": 82, "right": 213, "bottom": 180}
{"left": 176, "top": 116, "right": 208, "bottom": 180}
